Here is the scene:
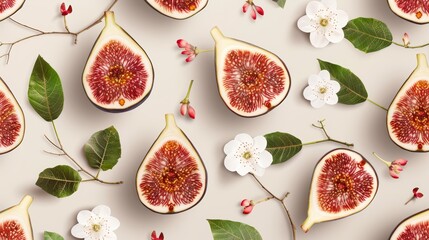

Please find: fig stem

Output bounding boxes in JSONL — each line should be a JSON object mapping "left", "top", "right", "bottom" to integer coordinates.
{"left": 372, "top": 152, "right": 391, "bottom": 167}
{"left": 250, "top": 174, "right": 296, "bottom": 240}
{"left": 1, "top": 0, "right": 118, "bottom": 63}
{"left": 306, "top": 120, "right": 354, "bottom": 147}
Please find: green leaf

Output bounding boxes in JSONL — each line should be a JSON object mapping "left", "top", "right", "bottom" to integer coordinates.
{"left": 36, "top": 165, "right": 81, "bottom": 198}
{"left": 207, "top": 219, "right": 263, "bottom": 240}
{"left": 84, "top": 126, "right": 121, "bottom": 171}
{"left": 44, "top": 231, "right": 64, "bottom": 240}
{"left": 28, "top": 55, "right": 64, "bottom": 121}
{"left": 318, "top": 59, "right": 368, "bottom": 105}
{"left": 264, "top": 132, "right": 302, "bottom": 164}
{"left": 273, "top": 0, "right": 286, "bottom": 8}
{"left": 343, "top": 17, "right": 393, "bottom": 53}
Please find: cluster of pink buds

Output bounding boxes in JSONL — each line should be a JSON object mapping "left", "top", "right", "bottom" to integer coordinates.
{"left": 373, "top": 152, "right": 408, "bottom": 179}
{"left": 177, "top": 39, "right": 198, "bottom": 62}
{"left": 242, "top": 0, "right": 264, "bottom": 20}
{"left": 180, "top": 80, "right": 196, "bottom": 119}
{"left": 405, "top": 187, "right": 424, "bottom": 205}
{"left": 151, "top": 231, "right": 164, "bottom": 240}
{"left": 241, "top": 199, "right": 255, "bottom": 214}
{"left": 60, "top": 3, "right": 73, "bottom": 16}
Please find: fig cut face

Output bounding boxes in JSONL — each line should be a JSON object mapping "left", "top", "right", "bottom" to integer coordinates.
{"left": 136, "top": 114, "right": 207, "bottom": 214}
{"left": 0, "top": 195, "right": 33, "bottom": 240}
{"left": 211, "top": 26, "right": 291, "bottom": 118}
{"left": 0, "top": 0, "right": 25, "bottom": 22}
{"left": 301, "top": 149, "right": 378, "bottom": 233}
{"left": 388, "top": 0, "right": 429, "bottom": 24}
{"left": 387, "top": 53, "right": 429, "bottom": 152}
{"left": 82, "top": 11, "right": 154, "bottom": 112}
{"left": 0, "top": 77, "right": 25, "bottom": 154}
{"left": 390, "top": 209, "right": 429, "bottom": 239}
{"left": 145, "top": 0, "right": 208, "bottom": 19}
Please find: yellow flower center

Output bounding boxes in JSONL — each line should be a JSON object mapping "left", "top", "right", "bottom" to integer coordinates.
{"left": 319, "top": 87, "right": 327, "bottom": 94}
{"left": 243, "top": 151, "right": 252, "bottom": 159}
{"left": 320, "top": 18, "right": 329, "bottom": 27}
{"left": 92, "top": 224, "right": 101, "bottom": 232}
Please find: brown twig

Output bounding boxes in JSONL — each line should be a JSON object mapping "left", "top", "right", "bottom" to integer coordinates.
{"left": 251, "top": 174, "right": 296, "bottom": 240}
{"left": 1, "top": 0, "right": 118, "bottom": 63}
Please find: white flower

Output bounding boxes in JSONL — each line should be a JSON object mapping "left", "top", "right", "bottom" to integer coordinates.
{"left": 303, "top": 70, "right": 340, "bottom": 108}
{"left": 297, "top": 0, "right": 349, "bottom": 48}
{"left": 71, "top": 205, "right": 120, "bottom": 240}
{"left": 224, "top": 133, "right": 273, "bottom": 176}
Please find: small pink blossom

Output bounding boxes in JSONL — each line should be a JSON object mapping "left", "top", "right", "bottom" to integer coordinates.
{"left": 177, "top": 39, "right": 197, "bottom": 62}
{"left": 179, "top": 80, "right": 196, "bottom": 119}
{"left": 151, "top": 231, "right": 164, "bottom": 240}
{"left": 242, "top": 0, "right": 264, "bottom": 20}
{"left": 60, "top": 3, "right": 73, "bottom": 16}
{"left": 241, "top": 199, "right": 254, "bottom": 214}
{"left": 187, "top": 105, "right": 196, "bottom": 119}
{"left": 402, "top": 33, "right": 410, "bottom": 47}
{"left": 373, "top": 153, "right": 407, "bottom": 179}
{"left": 405, "top": 187, "right": 424, "bottom": 205}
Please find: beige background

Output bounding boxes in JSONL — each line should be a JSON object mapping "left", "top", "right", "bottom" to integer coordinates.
{"left": 1, "top": 0, "right": 429, "bottom": 239}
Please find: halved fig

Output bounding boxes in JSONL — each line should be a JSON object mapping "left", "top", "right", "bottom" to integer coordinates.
{"left": 0, "top": 77, "right": 25, "bottom": 154}
{"left": 82, "top": 11, "right": 154, "bottom": 112}
{"left": 390, "top": 209, "right": 429, "bottom": 239}
{"left": 387, "top": 53, "right": 429, "bottom": 152}
{"left": 210, "top": 26, "right": 291, "bottom": 118}
{"left": 136, "top": 114, "right": 207, "bottom": 214}
{"left": 145, "top": 0, "right": 208, "bottom": 20}
{"left": 0, "top": 0, "right": 25, "bottom": 22}
{"left": 388, "top": 0, "right": 429, "bottom": 24}
{"left": 0, "top": 195, "right": 33, "bottom": 240}
{"left": 301, "top": 149, "right": 378, "bottom": 232}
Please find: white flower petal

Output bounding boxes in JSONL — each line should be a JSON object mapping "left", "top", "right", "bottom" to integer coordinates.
{"left": 325, "top": 28, "right": 344, "bottom": 43}
{"left": 104, "top": 232, "right": 118, "bottom": 240}
{"left": 252, "top": 166, "right": 265, "bottom": 176}
{"left": 336, "top": 10, "right": 349, "bottom": 28}
{"left": 253, "top": 136, "right": 267, "bottom": 153}
{"left": 330, "top": 80, "right": 341, "bottom": 93}
{"left": 235, "top": 133, "right": 253, "bottom": 146}
{"left": 306, "top": 1, "right": 325, "bottom": 18}
{"left": 224, "top": 140, "right": 239, "bottom": 154}
{"left": 319, "top": 70, "right": 331, "bottom": 82}
{"left": 297, "top": 16, "right": 316, "bottom": 33}
{"left": 310, "top": 31, "right": 330, "bottom": 48}
{"left": 321, "top": 0, "right": 337, "bottom": 9}
{"left": 308, "top": 74, "right": 321, "bottom": 86}
{"left": 92, "top": 205, "right": 111, "bottom": 218}
{"left": 303, "top": 86, "right": 317, "bottom": 101}
{"left": 257, "top": 151, "right": 273, "bottom": 168}
{"left": 311, "top": 98, "right": 326, "bottom": 108}
{"left": 236, "top": 165, "right": 250, "bottom": 176}
{"left": 224, "top": 154, "right": 239, "bottom": 172}
{"left": 77, "top": 210, "right": 92, "bottom": 225}
{"left": 325, "top": 92, "right": 338, "bottom": 105}
{"left": 107, "top": 216, "right": 120, "bottom": 231}
{"left": 71, "top": 224, "right": 88, "bottom": 238}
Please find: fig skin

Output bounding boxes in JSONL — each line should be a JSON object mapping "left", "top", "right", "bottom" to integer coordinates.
{"left": 0, "top": 0, "right": 25, "bottom": 22}
{"left": 302, "top": 148, "right": 379, "bottom": 232}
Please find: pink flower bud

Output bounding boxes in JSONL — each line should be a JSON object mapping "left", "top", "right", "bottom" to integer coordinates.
{"left": 241, "top": 199, "right": 251, "bottom": 207}
{"left": 188, "top": 105, "right": 196, "bottom": 119}
{"left": 242, "top": 2, "right": 250, "bottom": 13}
{"left": 180, "top": 104, "right": 187, "bottom": 116}
{"left": 177, "top": 39, "right": 189, "bottom": 48}
{"left": 60, "top": 3, "right": 73, "bottom": 16}
{"left": 393, "top": 159, "right": 408, "bottom": 166}
{"left": 255, "top": 6, "right": 264, "bottom": 16}
{"left": 402, "top": 33, "right": 410, "bottom": 47}
{"left": 243, "top": 205, "right": 253, "bottom": 214}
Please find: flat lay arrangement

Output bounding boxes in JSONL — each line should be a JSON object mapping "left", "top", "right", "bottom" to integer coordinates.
{"left": 1, "top": 0, "right": 429, "bottom": 239}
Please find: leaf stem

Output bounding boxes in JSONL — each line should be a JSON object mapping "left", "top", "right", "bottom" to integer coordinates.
{"left": 303, "top": 120, "right": 354, "bottom": 147}
{"left": 2, "top": 0, "right": 118, "bottom": 63}
{"left": 392, "top": 41, "right": 429, "bottom": 49}
{"left": 366, "top": 98, "right": 388, "bottom": 111}
{"left": 45, "top": 120, "right": 122, "bottom": 185}
{"left": 250, "top": 174, "right": 296, "bottom": 240}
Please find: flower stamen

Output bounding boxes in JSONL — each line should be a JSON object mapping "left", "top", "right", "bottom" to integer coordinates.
{"left": 320, "top": 18, "right": 329, "bottom": 27}
{"left": 243, "top": 151, "right": 252, "bottom": 160}
{"left": 92, "top": 224, "right": 101, "bottom": 232}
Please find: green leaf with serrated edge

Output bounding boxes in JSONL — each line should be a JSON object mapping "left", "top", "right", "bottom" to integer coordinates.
{"left": 318, "top": 59, "right": 368, "bottom": 105}
{"left": 44, "top": 231, "right": 64, "bottom": 240}
{"left": 274, "top": 0, "right": 286, "bottom": 8}
{"left": 36, "top": 165, "right": 81, "bottom": 198}
{"left": 28, "top": 55, "right": 64, "bottom": 121}
{"left": 84, "top": 126, "right": 121, "bottom": 171}
{"left": 264, "top": 132, "right": 302, "bottom": 164}
{"left": 344, "top": 17, "right": 393, "bottom": 53}
{"left": 207, "top": 219, "right": 263, "bottom": 240}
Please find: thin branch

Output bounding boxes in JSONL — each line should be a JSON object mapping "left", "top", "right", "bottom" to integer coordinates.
{"left": 43, "top": 150, "right": 66, "bottom": 156}
{"left": 1, "top": 0, "right": 118, "bottom": 62}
